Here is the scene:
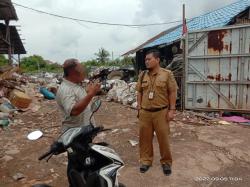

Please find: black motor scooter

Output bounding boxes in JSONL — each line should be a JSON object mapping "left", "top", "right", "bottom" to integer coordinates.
{"left": 37, "top": 99, "right": 125, "bottom": 187}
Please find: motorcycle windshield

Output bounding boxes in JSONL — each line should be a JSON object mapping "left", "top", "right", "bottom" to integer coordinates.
{"left": 58, "top": 127, "right": 82, "bottom": 147}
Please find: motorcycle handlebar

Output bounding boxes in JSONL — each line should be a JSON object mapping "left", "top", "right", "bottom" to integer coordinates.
{"left": 38, "top": 126, "right": 110, "bottom": 161}
{"left": 92, "top": 126, "right": 111, "bottom": 135}
{"left": 83, "top": 126, "right": 109, "bottom": 140}
{"left": 38, "top": 150, "right": 53, "bottom": 161}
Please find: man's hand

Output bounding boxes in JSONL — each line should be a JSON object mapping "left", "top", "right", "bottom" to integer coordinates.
{"left": 71, "top": 82, "right": 101, "bottom": 116}
{"left": 87, "top": 81, "right": 101, "bottom": 96}
{"left": 167, "top": 110, "right": 175, "bottom": 121}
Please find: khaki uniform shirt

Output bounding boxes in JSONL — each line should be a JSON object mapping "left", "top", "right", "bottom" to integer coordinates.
{"left": 136, "top": 68, "right": 178, "bottom": 109}
{"left": 56, "top": 79, "right": 92, "bottom": 132}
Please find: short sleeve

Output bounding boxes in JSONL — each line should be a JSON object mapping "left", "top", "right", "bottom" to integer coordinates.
{"left": 60, "top": 92, "right": 77, "bottom": 117}
{"left": 167, "top": 71, "right": 178, "bottom": 92}
{"left": 136, "top": 72, "right": 144, "bottom": 92}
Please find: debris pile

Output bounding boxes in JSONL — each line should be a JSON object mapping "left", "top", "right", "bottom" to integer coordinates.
{"left": 89, "top": 67, "right": 135, "bottom": 92}
{"left": 175, "top": 111, "right": 220, "bottom": 126}
{"left": 167, "top": 54, "right": 183, "bottom": 77}
{"left": 0, "top": 65, "right": 60, "bottom": 129}
{"left": 174, "top": 110, "right": 247, "bottom": 126}
{"left": 106, "top": 80, "right": 137, "bottom": 108}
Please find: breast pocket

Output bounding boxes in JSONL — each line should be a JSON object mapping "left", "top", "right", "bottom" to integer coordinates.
{"left": 141, "top": 81, "right": 149, "bottom": 90}
{"left": 156, "top": 81, "right": 167, "bottom": 92}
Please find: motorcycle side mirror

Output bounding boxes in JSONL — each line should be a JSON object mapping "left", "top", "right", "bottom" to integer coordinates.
{"left": 91, "top": 98, "right": 101, "bottom": 113}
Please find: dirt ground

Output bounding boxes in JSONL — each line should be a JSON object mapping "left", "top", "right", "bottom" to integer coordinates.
{"left": 0, "top": 99, "right": 250, "bottom": 187}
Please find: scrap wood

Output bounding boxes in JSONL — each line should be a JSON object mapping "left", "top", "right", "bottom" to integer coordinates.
{"left": 0, "top": 65, "right": 13, "bottom": 73}
{"left": 181, "top": 120, "right": 208, "bottom": 126}
{"left": 0, "top": 80, "right": 18, "bottom": 89}
{"left": 14, "top": 86, "right": 25, "bottom": 93}
{"left": 188, "top": 111, "right": 217, "bottom": 121}
{"left": 0, "top": 67, "right": 20, "bottom": 81}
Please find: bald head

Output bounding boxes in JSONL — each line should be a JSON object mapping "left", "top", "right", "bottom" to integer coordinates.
{"left": 63, "top": 58, "right": 85, "bottom": 83}
{"left": 63, "top": 58, "right": 80, "bottom": 77}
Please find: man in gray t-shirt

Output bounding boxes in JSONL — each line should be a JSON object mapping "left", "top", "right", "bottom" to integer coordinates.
{"left": 56, "top": 58, "right": 101, "bottom": 132}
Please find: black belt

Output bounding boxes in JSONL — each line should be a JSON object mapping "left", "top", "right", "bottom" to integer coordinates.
{"left": 142, "top": 106, "right": 168, "bottom": 112}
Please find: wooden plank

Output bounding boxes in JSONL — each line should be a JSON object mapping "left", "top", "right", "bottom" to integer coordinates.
{"left": 231, "top": 28, "right": 240, "bottom": 54}
{"left": 244, "top": 27, "right": 250, "bottom": 54}
{"left": 188, "top": 111, "right": 217, "bottom": 120}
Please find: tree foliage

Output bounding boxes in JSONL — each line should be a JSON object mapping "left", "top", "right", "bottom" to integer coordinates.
{"left": 83, "top": 48, "right": 135, "bottom": 68}
{"left": 0, "top": 48, "right": 135, "bottom": 74}
{"left": 95, "top": 48, "right": 110, "bottom": 63}
{"left": 20, "top": 55, "right": 61, "bottom": 73}
{"left": 0, "top": 55, "right": 8, "bottom": 66}
{"left": 82, "top": 56, "right": 134, "bottom": 68}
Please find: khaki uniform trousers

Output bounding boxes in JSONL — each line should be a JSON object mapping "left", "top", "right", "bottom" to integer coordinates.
{"left": 139, "top": 108, "right": 172, "bottom": 166}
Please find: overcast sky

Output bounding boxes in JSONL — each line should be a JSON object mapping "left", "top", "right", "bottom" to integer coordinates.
{"left": 11, "top": 0, "right": 236, "bottom": 63}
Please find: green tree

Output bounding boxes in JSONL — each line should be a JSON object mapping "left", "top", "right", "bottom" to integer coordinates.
{"left": 46, "top": 63, "right": 62, "bottom": 72}
{"left": 120, "top": 56, "right": 134, "bottom": 67}
{"left": 95, "top": 48, "right": 110, "bottom": 64}
{"left": 20, "top": 55, "right": 46, "bottom": 72}
{"left": 20, "top": 55, "right": 62, "bottom": 73}
{"left": 107, "top": 56, "right": 135, "bottom": 67}
{"left": 82, "top": 59, "right": 99, "bottom": 67}
{"left": 0, "top": 55, "right": 8, "bottom": 66}
{"left": 81, "top": 60, "right": 99, "bottom": 76}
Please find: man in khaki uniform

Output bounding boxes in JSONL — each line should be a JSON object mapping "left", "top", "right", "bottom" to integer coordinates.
{"left": 136, "top": 50, "right": 177, "bottom": 175}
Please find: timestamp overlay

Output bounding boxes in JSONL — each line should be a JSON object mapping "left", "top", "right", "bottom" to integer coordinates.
{"left": 194, "top": 176, "right": 243, "bottom": 184}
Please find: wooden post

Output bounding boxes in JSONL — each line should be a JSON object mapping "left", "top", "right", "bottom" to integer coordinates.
{"left": 183, "top": 4, "right": 185, "bottom": 31}
{"left": 181, "top": 4, "right": 186, "bottom": 111}
{"left": 18, "top": 54, "right": 21, "bottom": 67}
{"left": 5, "top": 20, "right": 12, "bottom": 65}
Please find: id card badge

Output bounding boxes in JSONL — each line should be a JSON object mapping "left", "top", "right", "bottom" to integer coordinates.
{"left": 148, "top": 91, "right": 154, "bottom": 100}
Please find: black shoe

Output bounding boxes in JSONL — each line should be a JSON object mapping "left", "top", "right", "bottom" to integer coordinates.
{"left": 140, "top": 165, "right": 150, "bottom": 173}
{"left": 162, "top": 164, "right": 172, "bottom": 176}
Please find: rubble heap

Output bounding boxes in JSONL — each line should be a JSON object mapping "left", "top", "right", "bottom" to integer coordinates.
{"left": 106, "top": 80, "right": 137, "bottom": 108}
{"left": 0, "top": 65, "right": 60, "bottom": 129}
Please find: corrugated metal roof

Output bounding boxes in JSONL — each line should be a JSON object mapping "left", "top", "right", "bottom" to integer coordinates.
{"left": 0, "top": 0, "right": 18, "bottom": 20}
{"left": 144, "top": 0, "right": 250, "bottom": 49}
{"left": 122, "top": 25, "right": 180, "bottom": 56}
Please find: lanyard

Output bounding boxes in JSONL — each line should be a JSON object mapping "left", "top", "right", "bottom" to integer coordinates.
{"left": 149, "top": 74, "right": 157, "bottom": 91}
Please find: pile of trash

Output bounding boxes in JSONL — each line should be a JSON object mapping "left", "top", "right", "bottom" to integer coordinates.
{"left": 0, "top": 65, "right": 60, "bottom": 129}
{"left": 106, "top": 80, "right": 137, "bottom": 108}
{"left": 175, "top": 110, "right": 250, "bottom": 126}
{"left": 89, "top": 66, "right": 135, "bottom": 88}
{"left": 167, "top": 54, "right": 183, "bottom": 77}
{"left": 89, "top": 66, "right": 120, "bottom": 78}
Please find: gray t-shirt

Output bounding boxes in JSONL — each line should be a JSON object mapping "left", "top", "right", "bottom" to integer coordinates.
{"left": 56, "top": 79, "right": 92, "bottom": 132}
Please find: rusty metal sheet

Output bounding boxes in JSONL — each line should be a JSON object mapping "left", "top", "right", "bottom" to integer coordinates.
{"left": 185, "top": 25, "right": 250, "bottom": 111}
{"left": 208, "top": 30, "right": 228, "bottom": 55}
